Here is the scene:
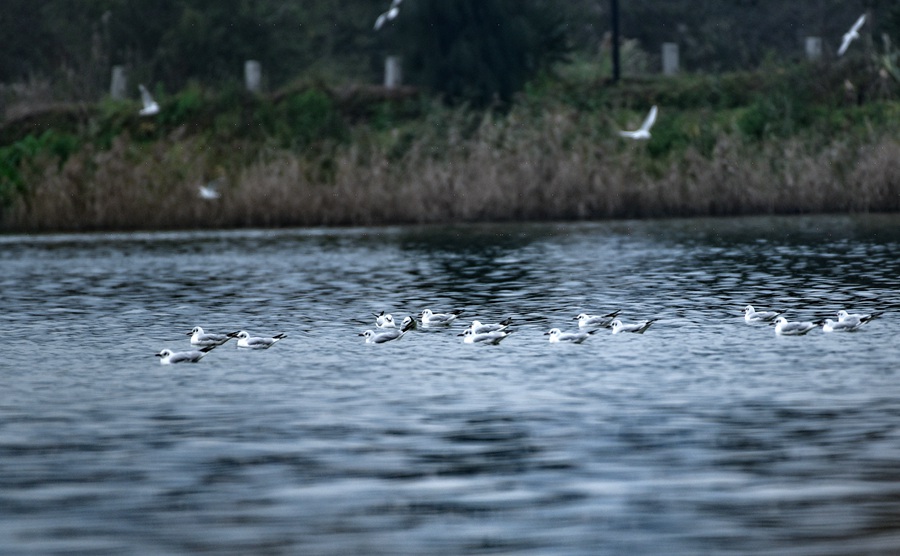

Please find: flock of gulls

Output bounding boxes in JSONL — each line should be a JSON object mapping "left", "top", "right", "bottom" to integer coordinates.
{"left": 155, "top": 305, "right": 882, "bottom": 364}
{"left": 743, "top": 305, "right": 883, "bottom": 335}
{"left": 155, "top": 327, "right": 287, "bottom": 364}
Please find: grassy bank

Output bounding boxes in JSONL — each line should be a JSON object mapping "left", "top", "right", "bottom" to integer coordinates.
{"left": 2, "top": 61, "right": 899, "bottom": 232}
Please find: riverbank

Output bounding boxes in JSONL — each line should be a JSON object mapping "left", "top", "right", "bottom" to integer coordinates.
{"left": 2, "top": 61, "right": 899, "bottom": 232}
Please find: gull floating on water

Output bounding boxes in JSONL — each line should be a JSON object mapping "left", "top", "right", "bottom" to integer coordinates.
{"left": 458, "top": 328, "right": 513, "bottom": 345}
{"left": 544, "top": 328, "right": 597, "bottom": 344}
{"left": 187, "top": 326, "right": 237, "bottom": 347}
{"left": 467, "top": 318, "right": 513, "bottom": 334}
{"left": 772, "top": 316, "right": 817, "bottom": 336}
{"left": 743, "top": 305, "right": 784, "bottom": 323}
{"left": 421, "top": 308, "right": 464, "bottom": 326}
{"left": 618, "top": 105, "right": 657, "bottom": 140}
{"left": 575, "top": 310, "right": 621, "bottom": 329}
{"left": 156, "top": 345, "right": 216, "bottom": 364}
{"left": 821, "top": 318, "right": 862, "bottom": 333}
{"left": 374, "top": 0, "right": 402, "bottom": 30}
{"left": 838, "top": 14, "right": 866, "bottom": 56}
{"left": 610, "top": 319, "right": 657, "bottom": 334}
{"left": 235, "top": 330, "right": 287, "bottom": 349}
{"left": 374, "top": 312, "right": 396, "bottom": 328}
{"left": 360, "top": 317, "right": 415, "bottom": 343}
{"left": 836, "top": 309, "right": 882, "bottom": 324}
{"left": 400, "top": 315, "right": 417, "bottom": 330}
{"left": 138, "top": 84, "right": 159, "bottom": 116}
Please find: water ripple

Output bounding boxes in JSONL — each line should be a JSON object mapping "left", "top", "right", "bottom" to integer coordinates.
{"left": 2, "top": 215, "right": 899, "bottom": 554}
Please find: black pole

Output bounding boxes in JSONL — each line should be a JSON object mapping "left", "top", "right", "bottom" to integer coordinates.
{"left": 611, "top": 0, "right": 620, "bottom": 83}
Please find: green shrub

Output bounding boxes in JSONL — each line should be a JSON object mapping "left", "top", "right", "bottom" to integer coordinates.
{"left": 0, "top": 130, "right": 78, "bottom": 206}
{"left": 271, "top": 89, "right": 347, "bottom": 148}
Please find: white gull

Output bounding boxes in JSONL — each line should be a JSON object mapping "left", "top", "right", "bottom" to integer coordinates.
{"left": 772, "top": 316, "right": 817, "bottom": 336}
{"left": 235, "top": 330, "right": 287, "bottom": 349}
{"left": 838, "top": 14, "right": 866, "bottom": 56}
{"left": 138, "top": 84, "right": 159, "bottom": 116}
{"left": 618, "top": 105, "right": 658, "bottom": 140}
{"left": 156, "top": 345, "right": 216, "bottom": 364}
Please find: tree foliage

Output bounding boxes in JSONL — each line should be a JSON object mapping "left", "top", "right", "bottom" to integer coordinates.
{"left": 387, "top": 0, "right": 568, "bottom": 105}
{"left": 1, "top": 0, "right": 899, "bottom": 102}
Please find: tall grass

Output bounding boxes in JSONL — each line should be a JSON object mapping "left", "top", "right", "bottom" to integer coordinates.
{"left": 4, "top": 100, "right": 899, "bottom": 233}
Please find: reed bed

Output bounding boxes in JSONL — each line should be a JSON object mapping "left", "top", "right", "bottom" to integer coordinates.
{"left": 4, "top": 104, "right": 900, "bottom": 233}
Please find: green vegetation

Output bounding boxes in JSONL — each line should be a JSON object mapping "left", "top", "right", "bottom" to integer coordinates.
{"left": 2, "top": 53, "right": 899, "bottom": 232}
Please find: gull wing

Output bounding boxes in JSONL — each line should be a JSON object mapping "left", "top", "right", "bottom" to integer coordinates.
{"left": 639, "top": 105, "right": 658, "bottom": 133}
{"left": 850, "top": 13, "right": 866, "bottom": 34}
{"left": 838, "top": 35, "right": 853, "bottom": 56}
{"left": 138, "top": 84, "right": 155, "bottom": 109}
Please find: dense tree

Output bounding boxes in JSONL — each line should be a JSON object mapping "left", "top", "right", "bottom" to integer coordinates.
{"left": 388, "top": 0, "right": 568, "bottom": 105}
{"left": 1, "top": 0, "right": 898, "bottom": 101}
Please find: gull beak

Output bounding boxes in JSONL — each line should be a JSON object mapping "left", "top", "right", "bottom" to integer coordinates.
{"left": 543, "top": 331, "right": 550, "bottom": 335}
{"left": 185, "top": 332, "right": 193, "bottom": 336}
{"left": 155, "top": 353, "right": 163, "bottom": 357}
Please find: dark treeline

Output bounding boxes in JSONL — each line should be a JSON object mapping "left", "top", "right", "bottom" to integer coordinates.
{"left": 2, "top": 0, "right": 899, "bottom": 104}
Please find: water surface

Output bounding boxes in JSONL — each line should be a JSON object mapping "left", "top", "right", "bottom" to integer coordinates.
{"left": 2, "top": 215, "right": 899, "bottom": 555}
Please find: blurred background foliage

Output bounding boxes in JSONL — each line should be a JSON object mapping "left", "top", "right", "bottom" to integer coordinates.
{"left": 2, "top": 0, "right": 898, "bottom": 107}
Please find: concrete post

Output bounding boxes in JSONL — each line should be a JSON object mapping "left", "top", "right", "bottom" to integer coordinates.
{"left": 244, "top": 60, "right": 262, "bottom": 93}
{"left": 384, "top": 56, "right": 402, "bottom": 89}
{"left": 110, "top": 65, "right": 127, "bottom": 99}
{"left": 805, "top": 37, "right": 822, "bottom": 61}
{"left": 662, "top": 43, "right": 679, "bottom": 75}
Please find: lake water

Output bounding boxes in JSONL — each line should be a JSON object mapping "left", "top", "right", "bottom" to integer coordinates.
{"left": 2, "top": 215, "right": 899, "bottom": 555}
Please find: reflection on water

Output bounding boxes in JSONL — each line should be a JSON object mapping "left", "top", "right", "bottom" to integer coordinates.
{"left": 1, "top": 215, "right": 899, "bottom": 555}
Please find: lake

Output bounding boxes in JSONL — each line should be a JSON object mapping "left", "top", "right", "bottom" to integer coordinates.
{"left": 2, "top": 215, "right": 899, "bottom": 555}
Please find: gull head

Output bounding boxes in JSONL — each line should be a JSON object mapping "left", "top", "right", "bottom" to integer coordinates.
{"left": 235, "top": 331, "right": 250, "bottom": 339}
{"left": 156, "top": 349, "right": 173, "bottom": 358}
{"left": 377, "top": 313, "right": 395, "bottom": 327}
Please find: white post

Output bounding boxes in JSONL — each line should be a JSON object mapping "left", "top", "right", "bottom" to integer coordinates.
{"left": 384, "top": 56, "right": 402, "bottom": 89}
{"left": 662, "top": 43, "right": 679, "bottom": 75}
{"left": 805, "top": 37, "right": 822, "bottom": 61}
{"left": 110, "top": 65, "right": 127, "bottom": 99}
{"left": 244, "top": 60, "right": 262, "bottom": 93}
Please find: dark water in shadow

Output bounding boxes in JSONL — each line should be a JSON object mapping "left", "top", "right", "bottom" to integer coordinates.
{"left": 2, "top": 215, "right": 899, "bottom": 555}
